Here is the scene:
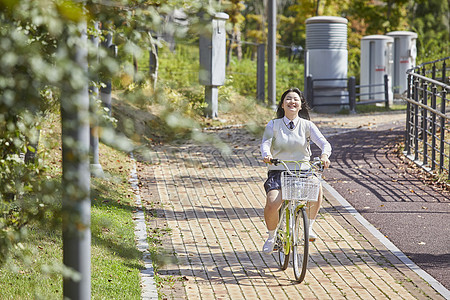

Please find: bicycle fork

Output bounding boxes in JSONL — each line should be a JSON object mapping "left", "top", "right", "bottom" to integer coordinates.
{"left": 280, "top": 201, "right": 291, "bottom": 253}
{"left": 278, "top": 200, "right": 304, "bottom": 252}
{"left": 285, "top": 200, "right": 298, "bottom": 252}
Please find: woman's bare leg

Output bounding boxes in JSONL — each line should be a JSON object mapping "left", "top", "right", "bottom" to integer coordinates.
{"left": 306, "top": 186, "right": 323, "bottom": 241}
{"left": 262, "top": 189, "right": 284, "bottom": 254}
{"left": 306, "top": 186, "right": 323, "bottom": 220}
{"left": 264, "top": 189, "right": 284, "bottom": 231}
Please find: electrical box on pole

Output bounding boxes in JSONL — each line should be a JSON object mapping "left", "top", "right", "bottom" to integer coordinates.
{"left": 199, "top": 12, "right": 229, "bottom": 118}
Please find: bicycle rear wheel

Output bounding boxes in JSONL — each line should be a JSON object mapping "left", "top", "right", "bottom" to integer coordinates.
{"left": 292, "top": 206, "right": 309, "bottom": 282}
{"left": 276, "top": 204, "right": 290, "bottom": 270}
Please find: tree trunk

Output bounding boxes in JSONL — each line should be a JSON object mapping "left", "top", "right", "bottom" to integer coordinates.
{"left": 226, "top": 32, "right": 234, "bottom": 67}
{"left": 148, "top": 32, "right": 159, "bottom": 88}
{"left": 236, "top": 28, "right": 243, "bottom": 61}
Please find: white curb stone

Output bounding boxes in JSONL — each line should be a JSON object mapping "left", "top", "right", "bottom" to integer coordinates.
{"left": 129, "top": 153, "right": 158, "bottom": 299}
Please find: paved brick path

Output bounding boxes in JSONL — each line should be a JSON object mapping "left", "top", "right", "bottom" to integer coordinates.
{"left": 138, "top": 112, "right": 445, "bottom": 299}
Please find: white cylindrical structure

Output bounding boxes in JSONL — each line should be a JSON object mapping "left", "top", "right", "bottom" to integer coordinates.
{"left": 360, "top": 35, "right": 394, "bottom": 104}
{"left": 305, "top": 16, "right": 348, "bottom": 113}
{"left": 386, "top": 31, "right": 417, "bottom": 94}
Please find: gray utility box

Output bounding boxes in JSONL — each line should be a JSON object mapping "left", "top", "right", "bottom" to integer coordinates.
{"left": 199, "top": 12, "right": 229, "bottom": 86}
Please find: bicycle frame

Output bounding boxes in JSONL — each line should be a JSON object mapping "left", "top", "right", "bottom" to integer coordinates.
{"left": 271, "top": 158, "right": 323, "bottom": 282}
{"left": 279, "top": 199, "right": 307, "bottom": 253}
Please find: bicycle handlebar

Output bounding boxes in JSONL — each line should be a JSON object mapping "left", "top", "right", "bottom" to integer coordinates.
{"left": 269, "top": 157, "right": 324, "bottom": 173}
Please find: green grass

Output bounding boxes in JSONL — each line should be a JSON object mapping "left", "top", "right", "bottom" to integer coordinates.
{"left": 0, "top": 228, "right": 63, "bottom": 298}
{"left": 90, "top": 176, "right": 142, "bottom": 299}
{"left": 137, "top": 42, "right": 304, "bottom": 101}
{"left": 0, "top": 115, "right": 143, "bottom": 299}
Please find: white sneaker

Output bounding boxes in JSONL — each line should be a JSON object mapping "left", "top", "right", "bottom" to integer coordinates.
{"left": 309, "top": 230, "right": 317, "bottom": 242}
{"left": 262, "top": 237, "right": 276, "bottom": 254}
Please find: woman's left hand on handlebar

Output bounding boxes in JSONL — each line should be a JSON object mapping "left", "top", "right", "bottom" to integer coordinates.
{"left": 320, "top": 154, "right": 331, "bottom": 169}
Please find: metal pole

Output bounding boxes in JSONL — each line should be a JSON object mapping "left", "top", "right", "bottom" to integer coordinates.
{"left": 439, "top": 89, "right": 446, "bottom": 173}
{"left": 89, "top": 22, "right": 104, "bottom": 178}
{"left": 442, "top": 61, "right": 446, "bottom": 84}
{"left": 384, "top": 74, "right": 389, "bottom": 109}
{"left": 306, "top": 75, "right": 313, "bottom": 108}
{"left": 422, "top": 81, "right": 428, "bottom": 165}
{"left": 100, "top": 33, "right": 114, "bottom": 117}
{"left": 61, "top": 22, "right": 91, "bottom": 300}
{"left": 256, "top": 43, "right": 265, "bottom": 102}
{"left": 205, "top": 86, "right": 219, "bottom": 118}
{"left": 267, "top": 0, "right": 276, "bottom": 109}
{"left": 348, "top": 76, "right": 356, "bottom": 113}
{"left": 414, "top": 79, "right": 419, "bottom": 161}
{"left": 405, "top": 74, "right": 412, "bottom": 155}
{"left": 431, "top": 84, "right": 437, "bottom": 170}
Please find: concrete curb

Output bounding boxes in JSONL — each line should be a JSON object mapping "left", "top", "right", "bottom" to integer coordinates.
{"left": 129, "top": 153, "right": 158, "bottom": 299}
{"left": 322, "top": 181, "right": 450, "bottom": 300}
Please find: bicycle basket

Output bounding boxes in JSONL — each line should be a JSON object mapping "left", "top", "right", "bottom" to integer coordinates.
{"left": 280, "top": 172, "right": 321, "bottom": 201}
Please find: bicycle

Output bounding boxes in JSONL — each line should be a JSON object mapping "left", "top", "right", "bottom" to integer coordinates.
{"left": 270, "top": 158, "right": 323, "bottom": 283}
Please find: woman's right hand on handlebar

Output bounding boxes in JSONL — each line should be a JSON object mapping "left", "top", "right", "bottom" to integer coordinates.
{"left": 263, "top": 155, "right": 273, "bottom": 164}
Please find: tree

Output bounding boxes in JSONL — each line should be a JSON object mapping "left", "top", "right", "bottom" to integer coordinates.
{"left": 224, "top": 0, "right": 246, "bottom": 63}
{"left": 0, "top": 0, "right": 212, "bottom": 274}
{"left": 409, "top": 0, "right": 450, "bottom": 61}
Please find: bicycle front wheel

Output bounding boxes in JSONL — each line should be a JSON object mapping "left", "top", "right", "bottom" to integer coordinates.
{"left": 292, "top": 206, "right": 309, "bottom": 282}
{"left": 276, "top": 204, "right": 290, "bottom": 270}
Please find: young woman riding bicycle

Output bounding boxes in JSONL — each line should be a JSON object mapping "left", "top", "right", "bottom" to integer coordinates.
{"left": 260, "top": 87, "right": 332, "bottom": 254}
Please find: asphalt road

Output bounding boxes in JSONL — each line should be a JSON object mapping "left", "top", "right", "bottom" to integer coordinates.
{"left": 314, "top": 121, "right": 450, "bottom": 290}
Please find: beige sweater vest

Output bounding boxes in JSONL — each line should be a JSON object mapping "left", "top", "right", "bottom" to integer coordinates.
{"left": 268, "top": 118, "right": 311, "bottom": 171}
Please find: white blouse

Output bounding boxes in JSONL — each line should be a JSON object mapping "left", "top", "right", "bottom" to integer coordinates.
{"left": 260, "top": 116, "right": 332, "bottom": 166}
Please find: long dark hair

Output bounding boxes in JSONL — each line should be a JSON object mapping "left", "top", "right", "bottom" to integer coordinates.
{"left": 276, "top": 87, "right": 311, "bottom": 120}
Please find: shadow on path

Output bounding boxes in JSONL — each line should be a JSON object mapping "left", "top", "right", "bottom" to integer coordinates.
{"left": 324, "top": 125, "right": 450, "bottom": 289}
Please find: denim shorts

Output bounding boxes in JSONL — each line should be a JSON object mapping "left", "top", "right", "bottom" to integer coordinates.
{"left": 264, "top": 170, "right": 283, "bottom": 193}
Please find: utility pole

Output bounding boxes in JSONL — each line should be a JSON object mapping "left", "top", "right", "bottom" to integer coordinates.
{"left": 268, "top": 0, "right": 277, "bottom": 109}
{"left": 61, "top": 21, "right": 91, "bottom": 300}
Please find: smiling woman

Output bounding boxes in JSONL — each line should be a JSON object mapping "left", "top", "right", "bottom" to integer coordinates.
{"left": 259, "top": 87, "right": 332, "bottom": 254}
